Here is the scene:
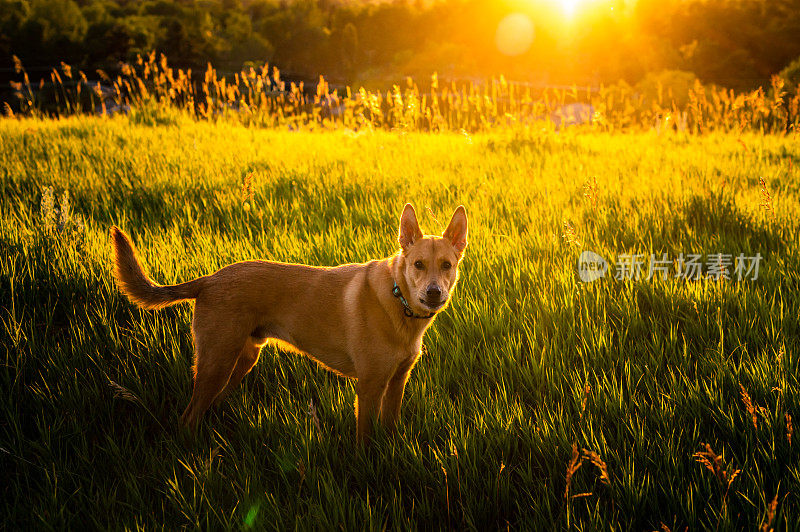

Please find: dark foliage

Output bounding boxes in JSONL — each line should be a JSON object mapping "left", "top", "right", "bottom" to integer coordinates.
{"left": 2, "top": 0, "right": 800, "bottom": 95}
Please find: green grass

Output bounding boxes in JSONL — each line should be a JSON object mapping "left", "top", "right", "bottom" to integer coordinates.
{"left": 1, "top": 116, "right": 799, "bottom": 530}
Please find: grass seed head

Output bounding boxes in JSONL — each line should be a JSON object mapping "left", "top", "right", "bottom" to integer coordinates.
{"left": 739, "top": 384, "right": 758, "bottom": 429}
{"left": 108, "top": 380, "right": 142, "bottom": 405}
{"left": 582, "top": 449, "right": 609, "bottom": 485}
{"left": 759, "top": 177, "right": 774, "bottom": 215}
{"left": 564, "top": 443, "right": 584, "bottom": 500}
{"left": 786, "top": 414, "right": 793, "bottom": 446}
{"left": 761, "top": 490, "right": 778, "bottom": 532}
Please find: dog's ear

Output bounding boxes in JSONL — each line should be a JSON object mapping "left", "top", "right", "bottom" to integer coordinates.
{"left": 398, "top": 203, "right": 423, "bottom": 250}
{"left": 442, "top": 205, "right": 468, "bottom": 254}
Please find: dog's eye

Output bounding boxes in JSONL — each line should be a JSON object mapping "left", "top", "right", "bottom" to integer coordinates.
{"left": 414, "top": 260, "right": 425, "bottom": 270}
{"left": 442, "top": 261, "right": 452, "bottom": 270}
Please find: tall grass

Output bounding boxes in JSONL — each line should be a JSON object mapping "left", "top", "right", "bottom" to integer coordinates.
{"left": 0, "top": 115, "right": 798, "bottom": 528}
{"left": 7, "top": 51, "right": 800, "bottom": 134}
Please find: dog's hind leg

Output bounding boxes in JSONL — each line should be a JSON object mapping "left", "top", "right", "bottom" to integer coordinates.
{"left": 180, "top": 333, "right": 245, "bottom": 430}
{"left": 212, "top": 339, "right": 263, "bottom": 405}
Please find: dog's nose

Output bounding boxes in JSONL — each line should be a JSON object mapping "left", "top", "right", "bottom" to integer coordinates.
{"left": 426, "top": 285, "right": 442, "bottom": 299}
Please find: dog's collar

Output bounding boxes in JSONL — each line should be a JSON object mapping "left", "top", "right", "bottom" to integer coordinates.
{"left": 392, "top": 282, "right": 435, "bottom": 319}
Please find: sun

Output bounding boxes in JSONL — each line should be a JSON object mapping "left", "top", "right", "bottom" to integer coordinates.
{"left": 559, "top": 0, "right": 581, "bottom": 16}
{"left": 553, "top": 0, "right": 609, "bottom": 17}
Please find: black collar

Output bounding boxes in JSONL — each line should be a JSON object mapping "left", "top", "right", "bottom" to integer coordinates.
{"left": 392, "top": 282, "right": 435, "bottom": 319}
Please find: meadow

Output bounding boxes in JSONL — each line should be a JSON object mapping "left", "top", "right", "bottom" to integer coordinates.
{"left": 1, "top": 114, "right": 799, "bottom": 530}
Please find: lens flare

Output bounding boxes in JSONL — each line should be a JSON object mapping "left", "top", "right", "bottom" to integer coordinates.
{"left": 495, "top": 14, "right": 535, "bottom": 57}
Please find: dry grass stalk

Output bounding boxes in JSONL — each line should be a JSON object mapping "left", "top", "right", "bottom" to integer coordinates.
{"left": 308, "top": 399, "right": 322, "bottom": 436}
{"left": 693, "top": 443, "right": 741, "bottom": 504}
{"left": 561, "top": 220, "right": 581, "bottom": 247}
{"left": 739, "top": 384, "right": 758, "bottom": 429}
{"left": 108, "top": 379, "right": 142, "bottom": 405}
{"left": 583, "top": 176, "right": 598, "bottom": 208}
{"left": 786, "top": 414, "right": 793, "bottom": 446}
{"left": 760, "top": 490, "right": 778, "bottom": 532}
{"left": 759, "top": 177, "right": 774, "bottom": 215}
{"left": 582, "top": 450, "right": 610, "bottom": 485}
{"left": 564, "top": 443, "right": 584, "bottom": 500}
{"left": 441, "top": 463, "right": 451, "bottom": 524}
{"left": 580, "top": 384, "right": 591, "bottom": 420}
{"left": 241, "top": 173, "right": 254, "bottom": 211}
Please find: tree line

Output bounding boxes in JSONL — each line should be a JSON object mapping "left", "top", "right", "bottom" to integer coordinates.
{"left": 2, "top": 0, "right": 799, "bottom": 92}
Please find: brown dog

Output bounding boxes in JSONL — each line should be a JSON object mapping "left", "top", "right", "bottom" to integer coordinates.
{"left": 111, "top": 204, "right": 467, "bottom": 443}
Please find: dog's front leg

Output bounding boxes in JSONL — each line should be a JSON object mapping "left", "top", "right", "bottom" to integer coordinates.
{"left": 380, "top": 356, "right": 418, "bottom": 433}
{"left": 355, "top": 375, "right": 390, "bottom": 445}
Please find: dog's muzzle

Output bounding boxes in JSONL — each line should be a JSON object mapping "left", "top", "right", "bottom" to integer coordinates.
{"left": 420, "top": 285, "right": 446, "bottom": 310}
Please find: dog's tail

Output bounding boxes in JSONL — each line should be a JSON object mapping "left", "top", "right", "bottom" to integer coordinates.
{"left": 110, "top": 226, "right": 205, "bottom": 310}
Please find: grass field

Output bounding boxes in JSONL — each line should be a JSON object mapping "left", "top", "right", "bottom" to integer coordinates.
{"left": 1, "top": 116, "right": 799, "bottom": 529}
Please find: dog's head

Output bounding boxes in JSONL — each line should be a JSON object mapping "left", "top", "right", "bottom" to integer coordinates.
{"left": 396, "top": 203, "right": 468, "bottom": 316}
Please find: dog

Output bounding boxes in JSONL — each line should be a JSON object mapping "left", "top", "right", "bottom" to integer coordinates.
{"left": 111, "top": 203, "right": 467, "bottom": 443}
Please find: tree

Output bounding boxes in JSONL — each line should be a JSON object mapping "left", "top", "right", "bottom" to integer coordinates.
{"left": 780, "top": 56, "right": 800, "bottom": 94}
